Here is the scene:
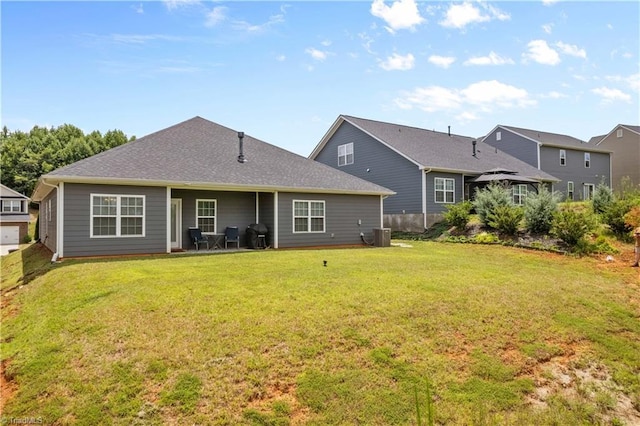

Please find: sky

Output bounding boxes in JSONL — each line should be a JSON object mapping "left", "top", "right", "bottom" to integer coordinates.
{"left": 2, "top": 0, "right": 639, "bottom": 156}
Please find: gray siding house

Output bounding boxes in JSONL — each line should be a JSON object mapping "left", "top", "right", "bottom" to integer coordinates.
{"left": 482, "top": 126, "right": 612, "bottom": 201}
{"left": 590, "top": 124, "right": 640, "bottom": 191}
{"left": 1, "top": 184, "right": 31, "bottom": 250}
{"left": 310, "top": 116, "right": 557, "bottom": 231}
{"left": 32, "top": 117, "right": 394, "bottom": 258}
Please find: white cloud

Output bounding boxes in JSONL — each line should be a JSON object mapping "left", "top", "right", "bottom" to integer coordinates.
{"left": 205, "top": 6, "right": 227, "bottom": 27}
{"left": 542, "top": 23, "right": 553, "bottom": 34}
{"left": 591, "top": 87, "right": 632, "bottom": 103}
{"left": 605, "top": 73, "right": 640, "bottom": 93}
{"left": 464, "top": 51, "right": 514, "bottom": 66}
{"left": 456, "top": 111, "right": 479, "bottom": 122}
{"left": 163, "top": 0, "right": 200, "bottom": 11}
{"left": 231, "top": 13, "right": 285, "bottom": 33}
{"left": 306, "top": 48, "right": 328, "bottom": 61}
{"left": 523, "top": 40, "right": 560, "bottom": 65}
{"left": 380, "top": 53, "right": 415, "bottom": 70}
{"left": 276, "top": 54, "right": 286, "bottom": 62}
{"left": 439, "top": 2, "right": 510, "bottom": 30}
{"left": 132, "top": 3, "right": 144, "bottom": 14}
{"left": 395, "top": 80, "right": 535, "bottom": 115}
{"left": 542, "top": 0, "right": 558, "bottom": 6}
{"left": 428, "top": 55, "right": 456, "bottom": 69}
{"left": 556, "top": 41, "right": 587, "bottom": 59}
{"left": 321, "top": 40, "right": 332, "bottom": 47}
{"left": 370, "top": 0, "right": 425, "bottom": 33}
{"left": 541, "top": 91, "right": 568, "bottom": 99}
{"left": 107, "top": 34, "right": 187, "bottom": 44}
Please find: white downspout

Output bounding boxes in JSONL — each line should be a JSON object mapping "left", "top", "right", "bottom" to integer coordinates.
{"left": 39, "top": 179, "right": 61, "bottom": 259}
{"left": 166, "top": 187, "right": 171, "bottom": 253}
{"left": 273, "top": 191, "right": 279, "bottom": 249}
{"left": 422, "top": 168, "right": 432, "bottom": 230}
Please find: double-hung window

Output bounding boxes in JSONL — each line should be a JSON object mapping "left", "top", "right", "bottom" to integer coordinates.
{"left": 584, "top": 152, "right": 591, "bottom": 168}
{"left": 91, "top": 194, "right": 145, "bottom": 237}
{"left": 196, "top": 199, "right": 216, "bottom": 234}
{"left": 512, "top": 185, "right": 528, "bottom": 205}
{"left": 2, "top": 200, "right": 22, "bottom": 212}
{"left": 434, "top": 178, "right": 455, "bottom": 203}
{"left": 293, "top": 200, "right": 325, "bottom": 233}
{"left": 337, "top": 143, "right": 354, "bottom": 166}
{"left": 567, "top": 181, "right": 574, "bottom": 200}
{"left": 559, "top": 149, "right": 566, "bottom": 166}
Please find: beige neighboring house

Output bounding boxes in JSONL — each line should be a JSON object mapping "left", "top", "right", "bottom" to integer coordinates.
{"left": 590, "top": 124, "right": 640, "bottom": 191}
{"left": 0, "top": 184, "right": 30, "bottom": 255}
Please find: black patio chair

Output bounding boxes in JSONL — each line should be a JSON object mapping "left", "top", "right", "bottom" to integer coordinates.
{"left": 189, "top": 227, "right": 209, "bottom": 250}
{"left": 225, "top": 226, "right": 240, "bottom": 249}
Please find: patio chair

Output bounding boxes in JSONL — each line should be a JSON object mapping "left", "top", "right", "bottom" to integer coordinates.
{"left": 225, "top": 226, "right": 240, "bottom": 249}
{"left": 189, "top": 227, "right": 209, "bottom": 250}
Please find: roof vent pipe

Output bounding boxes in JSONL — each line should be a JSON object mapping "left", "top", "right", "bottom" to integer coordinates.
{"left": 237, "top": 131, "right": 246, "bottom": 163}
{"left": 472, "top": 139, "right": 477, "bottom": 157}
{"left": 448, "top": 126, "right": 451, "bottom": 137}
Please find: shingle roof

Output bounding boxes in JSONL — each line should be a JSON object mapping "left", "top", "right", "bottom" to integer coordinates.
{"left": 621, "top": 124, "right": 640, "bottom": 134}
{"left": 1, "top": 184, "right": 29, "bottom": 199}
{"left": 500, "top": 125, "right": 610, "bottom": 153}
{"left": 37, "top": 117, "right": 394, "bottom": 198}
{"left": 340, "top": 116, "right": 558, "bottom": 181}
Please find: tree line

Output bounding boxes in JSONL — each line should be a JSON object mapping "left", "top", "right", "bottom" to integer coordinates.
{"left": 0, "top": 124, "right": 134, "bottom": 197}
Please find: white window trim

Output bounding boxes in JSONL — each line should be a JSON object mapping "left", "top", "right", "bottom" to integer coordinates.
{"left": 584, "top": 152, "right": 591, "bottom": 168}
{"left": 496, "top": 131, "right": 502, "bottom": 141}
{"left": 2, "top": 200, "right": 23, "bottom": 213}
{"left": 559, "top": 149, "right": 566, "bottom": 166}
{"left": 434, "top": 177, "right": 455, "bottom": 204}
{"left": 293, "top": 200, "right": 326, "bottom": 233}
{"left": 90, "top": 194, "right": 146, "bottom": 238}
{"left": 567, "top": 181, "right": 574, "bottom": 200}
{"left": 196, "top": 199, "right": 217, "bottom": 235}
{"left": 337, "top": 143, "right": 354, "bottom": 166}
{"left": 512, "top": 184, "right": 528, "bottom": 205}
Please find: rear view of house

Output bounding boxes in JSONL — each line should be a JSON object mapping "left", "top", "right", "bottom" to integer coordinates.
{"left": 482, "top": 125, "right": 612, "bottom": 201}
{"left": 31, "top": 117, "right": 394, "bottom": 258}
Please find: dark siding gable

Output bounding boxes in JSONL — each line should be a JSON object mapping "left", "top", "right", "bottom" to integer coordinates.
{"left": 484, "top": 128, "right": 539, "bottom": 168}
{"left": 314, "top": 122, "right": 422, "bottom": 214}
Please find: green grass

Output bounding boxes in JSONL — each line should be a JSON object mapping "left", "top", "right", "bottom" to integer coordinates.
{"left": 1, "top": 241, "right": 639, "bottom": 424}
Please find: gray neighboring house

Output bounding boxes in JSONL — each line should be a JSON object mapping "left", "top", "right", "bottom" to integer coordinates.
{"left": 589, "top": 124, "right": 640, "bottom": 191}
{"left": 482, "top": 125, "right": 612, "bottom": 201}
{"left": 31, "top": 116, "right": 394, "bottom": 258}
{"left": 1, "top": 184, "right": 30, "bottom": 251}
{"left": 309, "top": 115, "right": 557, "bottom": 231}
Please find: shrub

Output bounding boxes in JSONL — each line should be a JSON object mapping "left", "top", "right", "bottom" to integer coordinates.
{"left": 524, "top": 185, "right": 559, "bottom": 234}
{"left": 592, "top": 183, "right": 614, "bottom": 214}
{"left": 624, "top": 206, "right": 640, "bottom": 229}
{"left": 552, "top": 207, "right": 597, "bottom": 247}
{"left": 487, "top": 205, "right": 524, "bottom": 235}
{"left": 474, "top": 232, "right": 499, "bottom": 244}
{"left": 473, "top": 183, "right": 513, "bottom": 227}
{"left": 602, "top": 198, "right": 635, "bottom": 237}
{"left": 22, "top": 234, "right": 32, "bottom": 244}
{"left": 444, "top": 201, "right": 473, "bottom": 229}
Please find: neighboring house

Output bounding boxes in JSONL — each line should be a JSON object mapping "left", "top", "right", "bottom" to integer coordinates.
{"left": 0, "top": 184, "right": 30, "bottom": 251}
{"left": 310, "top": 115, "right": 557, "bottom": 231}
{"left": 590, "top": 124, "right": 640, "bottom": 192}
{"left": 482, "top": 125, "right": 611, "bottom": 201}
{"left": 31, "top": 117, "right": 394, "bottom": 258}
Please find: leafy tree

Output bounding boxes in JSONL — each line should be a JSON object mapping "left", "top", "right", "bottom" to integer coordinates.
{"left": 0, "top": 124, "right": 134, "bottom": 197}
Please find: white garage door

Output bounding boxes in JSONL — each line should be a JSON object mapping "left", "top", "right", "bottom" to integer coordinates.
{"left": 1, "top": 226, "right": 20, "bottom": 245}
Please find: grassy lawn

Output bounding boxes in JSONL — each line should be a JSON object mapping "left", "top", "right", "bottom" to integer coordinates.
{"left": 1, "top": 242, "right": 639, "bottom": 425}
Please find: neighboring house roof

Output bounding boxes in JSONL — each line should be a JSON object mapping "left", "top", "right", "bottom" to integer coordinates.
{"left": 594, "top": 124, "right": 640, "bottom": 146}
{"left": 311, "top": 115, "right": 558, "bottom": 182}
{"left": 589, "top": 135, "right": 606, "bottom": 144}
{"left": 1, "top": 184, "right": 29, "bottom": 200}
{"left": 489, "top": 125, "right": 611, "bottom": 153}
{"left": 32, "top": 116, "right": 394, "bottom": 201}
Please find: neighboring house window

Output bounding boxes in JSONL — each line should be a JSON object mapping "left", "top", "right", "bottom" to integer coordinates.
{"left": 2, "top": 200, "right": 22, "bottom": 212}
{"left": 567, "top": 181, "right": 574, "bottom": 200}
{"left": 196, "top": 199, "right": 216, "bottom": 234}
{"left": 338, "top": 143, "right": 354, "bottom": 166}
{"left": 583, "top": 184, "right": 595, "bottom": 200}
{"left": 91, "top": 194, "right": 145, "bottom": 237}
{"left": 293, "top": 200, "right": 325, "bottom": 233}
{"left": 559, "top": 149, "right": 566, "bottom": 166}
{"left": 496, "top": 131, "right": 501, "bottom": 141}
{"left": 617, "top": 129, "right": 623, "bottom": 138}
{"left": 584, "top": 152, "right": 590, "bottom": 168}
{"left": 434, "top": 178, "right": 455, "bottom": 203}
{"left": 512, "top": 185, "right": 528, "bottom": 205}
